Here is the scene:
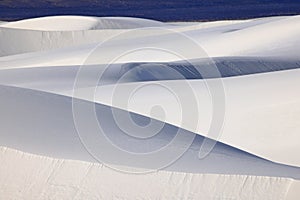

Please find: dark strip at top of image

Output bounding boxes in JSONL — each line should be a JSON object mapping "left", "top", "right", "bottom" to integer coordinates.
{"left": 1, "top": 0, "right": 300, "bottom": 21}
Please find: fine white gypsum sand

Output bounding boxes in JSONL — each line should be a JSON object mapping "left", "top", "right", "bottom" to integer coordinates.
{"left": 0, "top": 15, "right": 300, "bottom": 199}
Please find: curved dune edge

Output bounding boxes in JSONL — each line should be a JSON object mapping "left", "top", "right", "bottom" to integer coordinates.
{"left": 0, "top": 146, "right": 296, "bottom": 200}
{"left": 0, "top": 66, "right": 298, "bottom": 167}
{"left": 1, "top": 83, "right": 300, "bottom": 180}
{"left": 0, "top": 16, "right": 165, "bottom": 31}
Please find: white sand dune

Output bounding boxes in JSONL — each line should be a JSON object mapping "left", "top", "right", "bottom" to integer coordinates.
{"left": 0, "top": 15, "right": 300, "bottom": 199}
{"left": 0, "top": 16, "right": 165, "bottom": 31}
{"left": 0, "top": 15, "right": 298, "bottom": 58}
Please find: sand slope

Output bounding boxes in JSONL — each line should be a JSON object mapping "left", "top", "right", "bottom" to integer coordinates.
{"left": 0, "top": 15, "right": 300, "bottom": 199}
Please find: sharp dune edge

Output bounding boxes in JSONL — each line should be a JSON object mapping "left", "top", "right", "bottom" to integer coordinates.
{"left": 0, "top": 15, "right": 300, "bottom": 199}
